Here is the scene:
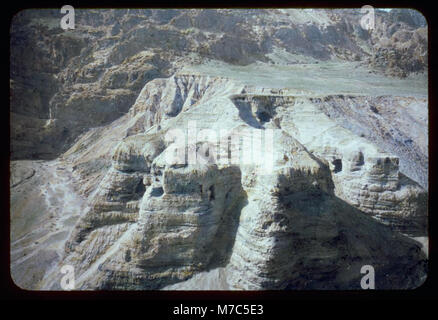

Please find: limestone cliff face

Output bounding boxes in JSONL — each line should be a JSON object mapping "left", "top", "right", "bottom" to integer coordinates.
{"left": 34, "top": 73, "right": 427, "bottom": 290}
{"left": 10, "top": 9, "right": 428, "bottom": 291}
{"left": 10, "top": 8, "right": 427, "bottom": 160}
{"left": 230, "top": 94, "right": 427, "bottom": 235}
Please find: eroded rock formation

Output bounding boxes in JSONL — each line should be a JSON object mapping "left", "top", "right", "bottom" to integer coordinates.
{"left": 10, "top": 8, "right": 427, "bottom": 159}
{"left": 10, "top": 9, "right": 428, "bottom": 290}
{"left": 31, "top": 73, "right": 427, "bottom": 290}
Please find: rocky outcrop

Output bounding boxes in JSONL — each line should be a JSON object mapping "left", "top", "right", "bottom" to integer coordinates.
{"left": 310, "top": 95, "right": 428, "bottom": 189}
{"left": 10, "top": 9, "right": 427, "bottom": 159}
{"left": 10, "top": 9, "right": 428, "bottom": 291}
{"left": 32, "top": 72, "right": 427, "bottom": 290}
{"left": 367, "top": 10, "right": 427, "bottom": 77}
{"left": 226, "top": 154, "right": 425, "bottom": 289}
{"left": 231, "top": 94, "right": 427, "bottom": 235}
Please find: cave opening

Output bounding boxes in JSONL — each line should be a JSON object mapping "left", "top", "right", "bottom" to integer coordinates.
{"left": 257, "top": 111, "right": 271, "bottom": 123}
{"left": 151, "top": 186, "right": 164, "bottom": 197}
{"left": 135, "top": 180, "right": 146, "bottom": 195}
{"left": 125, "top": 249, "right": 131, "bottom": 262}
{"left": 356, "top": 152, "right": 365, "bottom": 166}
{"left": 332, "top": 159, "right": 342, "bottom": 173}
{"left": 209, "top": 185, "right": 215, "bottom": 201}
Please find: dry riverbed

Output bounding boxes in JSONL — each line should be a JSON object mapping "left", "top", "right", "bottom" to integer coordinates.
{"left": 10, "top": 160, "right": 86, "bottom": 289}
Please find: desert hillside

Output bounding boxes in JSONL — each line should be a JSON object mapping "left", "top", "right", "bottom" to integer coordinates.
{"left": 10, "top": 8, "right": 428, "bottom": 290}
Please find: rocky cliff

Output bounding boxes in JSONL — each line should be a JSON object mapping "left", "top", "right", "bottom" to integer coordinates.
{"left": 11, "top": 8, "right": 427, "bottom": 160}
{"left": 10, "top": 8, "right": 428, "bottom": 290}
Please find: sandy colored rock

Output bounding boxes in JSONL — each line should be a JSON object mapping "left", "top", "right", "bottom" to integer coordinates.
{"left": 10, "top": 9, "right": 428, "bottom": 291}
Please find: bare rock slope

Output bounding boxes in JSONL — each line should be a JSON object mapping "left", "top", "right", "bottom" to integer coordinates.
{"left": 10, "top": 8, "right": 427, "bottom": 160}
{"left": 10, "top": 9, "right": 428, "bottom": 290}
{"left": 31, "top": 72, "right": 427, "bottom": 290}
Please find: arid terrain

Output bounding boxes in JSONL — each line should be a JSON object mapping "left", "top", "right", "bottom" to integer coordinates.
{"left": 10, "top": 8, "right": 428, "bottom": 290}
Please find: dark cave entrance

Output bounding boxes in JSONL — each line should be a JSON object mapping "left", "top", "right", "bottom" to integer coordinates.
{"left": 256, "top": 111, "right": 272, "bottom": 123}
{"left": 332, "top": 159, "right": 342, "bottom": 173}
